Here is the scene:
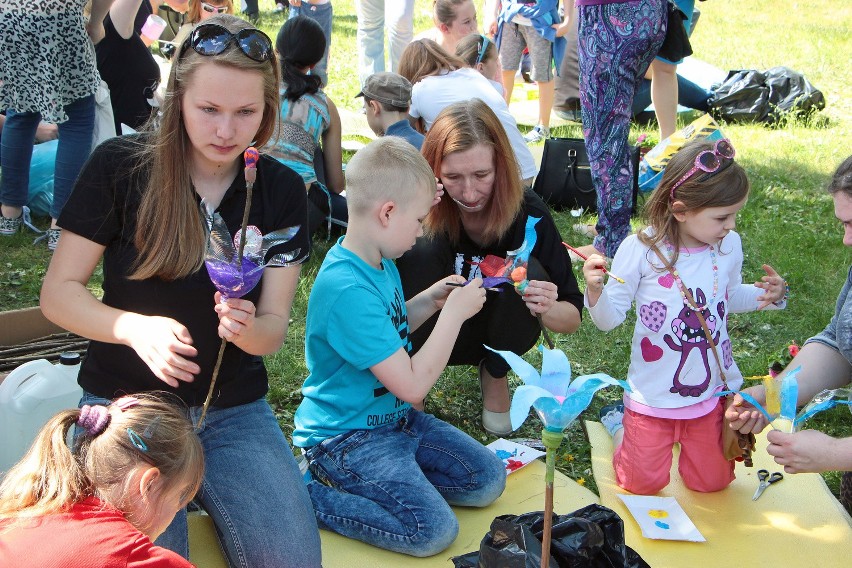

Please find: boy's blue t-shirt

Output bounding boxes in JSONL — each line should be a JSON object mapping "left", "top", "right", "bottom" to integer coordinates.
{"left": 293, "top": 238, "right": 413, "bottom": 448}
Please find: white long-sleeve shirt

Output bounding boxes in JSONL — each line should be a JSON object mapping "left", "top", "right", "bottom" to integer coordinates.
{"left": 586, "top": 230, "right": 784, "bottom": 418}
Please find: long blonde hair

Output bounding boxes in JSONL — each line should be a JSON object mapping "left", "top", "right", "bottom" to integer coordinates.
{"left": 421, "top": 99, "right": 523, "bottom": 245}
{"left": 398, "top": 39, "right": 465, "bottom": 86}
{"left": 131, "top": 14, "right": 280, "bottom": 281}
{"left": 0, "top": 393, "right": 203, "bottom": 531}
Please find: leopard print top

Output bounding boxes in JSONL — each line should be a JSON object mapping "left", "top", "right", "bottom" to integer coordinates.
{"left": 0, "top": 0, "right": 100, "bottom": 123}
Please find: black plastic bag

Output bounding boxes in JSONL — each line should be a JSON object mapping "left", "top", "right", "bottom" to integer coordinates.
{"left": 452, "top": 504, "right": 649, "bottom": 568}
{"left": 709, "top": 66, "right": 825, "bottom": 124}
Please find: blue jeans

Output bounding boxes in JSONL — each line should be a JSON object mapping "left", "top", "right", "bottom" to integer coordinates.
{"left": 355, "top": 0, "right": 415, "bottom": 82}
{"left": 631, "top": 75, "right": 712, "bottom": 116}
{"left": 289, "top": 3, "right": 332, "bottom": 85}
{"left": 79, "top": 392, "right": 322, "bottom": 568}
{"left": 305, "top": 408, "right": 506, "bottom": 557}
{"left": 0, "top": 95, "right": 95, "bottom": 220}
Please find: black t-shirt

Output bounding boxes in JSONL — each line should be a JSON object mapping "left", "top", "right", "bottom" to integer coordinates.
{"left": 133, "top": 0, "right": 152, "bottom": 35}
{"left": 448, "top": 191, "right": 584, "bottom": 313}
{"left": 96, "top": 14, "right": 161, "bottom": 133}
{"left": 397, "top": 190, "right": 583, "bottom": 315}
{"left": 58, "top": 135, "right": 310, "bottom": 407}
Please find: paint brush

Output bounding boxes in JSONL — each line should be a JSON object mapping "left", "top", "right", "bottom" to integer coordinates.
{"left": 561, "top": 242, "right": 626, "bottom": 284}
{"left": 445, "top": 282, "right": 502, "bottom": 292}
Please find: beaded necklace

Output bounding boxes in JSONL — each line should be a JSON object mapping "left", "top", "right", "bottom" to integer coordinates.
{"left": 663, "top": 240, "right": 718, "bottom": 310}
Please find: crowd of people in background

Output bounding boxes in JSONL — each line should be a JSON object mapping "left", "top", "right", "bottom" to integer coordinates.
{"left": 0, "top": 2, "right": 849, "bottom": 567}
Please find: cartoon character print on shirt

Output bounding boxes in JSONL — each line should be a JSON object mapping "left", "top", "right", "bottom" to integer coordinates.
{"left": 663, "top": 287, "right": 720, "bottom": 397}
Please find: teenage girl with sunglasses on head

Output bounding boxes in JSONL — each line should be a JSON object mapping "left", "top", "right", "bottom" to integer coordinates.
{"left": 582, "top": 138, "right": 788, "bottom": 495}
{"left": 40, "top": 14, "right": 321, "bottom": 567}
{"left": 0, "top": 394, "right": 203, "bottom": 567}
{"left": 455, "top": 32, "right": 502, "bottom": 95}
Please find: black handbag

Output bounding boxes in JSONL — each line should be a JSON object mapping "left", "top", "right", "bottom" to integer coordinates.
{"left": 657, "top": 1, "right": 693, "bottom": 62}
{"left": 532, "top": 137, "right": 640, "bottom": 213}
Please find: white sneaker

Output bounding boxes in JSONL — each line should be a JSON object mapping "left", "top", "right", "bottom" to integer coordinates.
{"left": 599, "top": 403, "right": 625, "bottom": 437}
{"left": 523, "top": 125, "right": 550, "bottom": 144}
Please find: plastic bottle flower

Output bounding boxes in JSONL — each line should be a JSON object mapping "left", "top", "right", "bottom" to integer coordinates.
{"left": 485, "top": 345, "right": 631, "bottom": 433}
{"left": 202, "top": 147, "right": 302, "bottom": 301}
{"left": 485, "top": 344, "right": 630, "bottom": 568}
{"left": 198, "top": 148, "right": 301, "bottom": 427}
{"left": 721, "top": 366, "right": 852, "bottom": 432}
{"left": 203, "top": 210, "right": 301, "bottom": 300}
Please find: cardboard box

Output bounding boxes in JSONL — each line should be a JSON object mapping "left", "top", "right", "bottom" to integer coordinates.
{"left": 0, "top": 306, "right": 69, "bottom": 383}
{"left": 0, "top": 306, "right": 65, "bottom": 347}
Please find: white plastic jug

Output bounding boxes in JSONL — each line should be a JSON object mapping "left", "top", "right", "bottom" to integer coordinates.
{"left": 0, "top": 353, "right": 83, "bottom": 476}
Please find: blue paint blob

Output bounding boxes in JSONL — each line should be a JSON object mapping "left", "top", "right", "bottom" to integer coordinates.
{"left": 654, "top": 520, "right": 670, "bottom": 530}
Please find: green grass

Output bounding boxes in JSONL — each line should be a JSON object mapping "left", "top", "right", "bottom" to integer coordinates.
{"left": 2, "top": 0, "right": 851, "bottom": 497}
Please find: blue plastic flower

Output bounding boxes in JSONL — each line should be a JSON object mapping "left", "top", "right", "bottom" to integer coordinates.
{"left": 485, "top": 345, "right": 631, "bottom": 432}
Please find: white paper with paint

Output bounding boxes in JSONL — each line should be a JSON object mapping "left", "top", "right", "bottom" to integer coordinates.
{"left": 486, "top": 438, "right": 546, "bottom": 475}
{"left": 617, "top": 494, "right": 706, "bottom": 542}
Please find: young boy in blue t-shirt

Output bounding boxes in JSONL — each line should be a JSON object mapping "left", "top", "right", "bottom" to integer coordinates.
{"left": 293, "top": 137, "right": 506, "bottom": 557}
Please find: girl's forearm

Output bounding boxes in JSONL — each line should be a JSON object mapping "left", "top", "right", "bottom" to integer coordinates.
{"left": 227, "top": 313, "right": 288, "bottom": 355}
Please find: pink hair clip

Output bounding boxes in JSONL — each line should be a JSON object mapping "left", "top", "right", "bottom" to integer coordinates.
{"left": 114, "top": 396, "right": 141, "bottom": 411}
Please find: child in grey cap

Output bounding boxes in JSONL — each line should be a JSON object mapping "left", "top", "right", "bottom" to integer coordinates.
{"left": 357, "top": 72, "right": 425, "bottom": 149}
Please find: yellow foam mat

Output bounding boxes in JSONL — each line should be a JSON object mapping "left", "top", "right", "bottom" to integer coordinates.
{"left": 586, "top": 420, "right": 852, "bottom": 567}
{"left": 188, "top": 458, "right": 599, "bottom": 567}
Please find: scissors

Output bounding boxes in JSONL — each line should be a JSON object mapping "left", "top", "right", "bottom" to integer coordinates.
{"left": 752, "top": 469, "right": 783, "bottom": 501}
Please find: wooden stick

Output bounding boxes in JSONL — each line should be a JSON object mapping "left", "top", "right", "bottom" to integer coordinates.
{"left": 198, "top": 149, "right": 258, "bottom": 428}
{"left": 542, "top": 480, "right": 554, "bottom": 568}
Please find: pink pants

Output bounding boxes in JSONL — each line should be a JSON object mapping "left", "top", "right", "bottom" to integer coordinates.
{"left": 613, "top": 401, "right": 735, "bottom": 495}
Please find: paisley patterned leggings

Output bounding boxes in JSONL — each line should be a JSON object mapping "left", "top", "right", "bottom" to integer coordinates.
{"left": 578, "top": 0, "right": 666, "bottom": 258}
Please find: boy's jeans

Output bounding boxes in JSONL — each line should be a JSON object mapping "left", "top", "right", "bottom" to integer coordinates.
{"left": 305, "top": 408, "right": 506, "bottom": 557}
{"left": 79, "top": 392, "right": 322, "bottom": 568}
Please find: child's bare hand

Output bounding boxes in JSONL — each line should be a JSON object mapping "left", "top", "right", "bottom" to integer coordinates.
{"left": 522, "top": 279, "right": 558, "bottom": 316}
{"left": 552, "top": 21, "right": 571, "bottom": 38}
{"left": 444, "top": 277, "right": 486, "bottom": 321}
{"left": 432, "top": 178, "right": 445, "bottom": 207}
{"left": 582, "top": 254, "right": 607, "bottom": 292}
{"left": 427, "top": 275, "right": 466, "bottom": 310}
{"left": 754, "top": 264, "right": 786, "bottom": 309}
{"left": 724, "top": 386, "right": 769, "bottom": 434}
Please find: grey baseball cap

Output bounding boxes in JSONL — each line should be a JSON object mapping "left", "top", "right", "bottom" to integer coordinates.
{"left": 356, "top": 72, "right": 412, "bottom": 107}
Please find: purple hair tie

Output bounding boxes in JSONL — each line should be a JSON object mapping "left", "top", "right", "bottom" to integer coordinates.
{"left": 77, "top": 404, "right": 111, "bottom": 437}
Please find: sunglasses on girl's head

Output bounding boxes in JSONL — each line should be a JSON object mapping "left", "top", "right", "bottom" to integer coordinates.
{"left": 201, "top": 2, "right": 228, "bottom": 13}
{"left": 669, "top": 138, "right": 736, "bottom": 201}
{"left": 181, "top": 23, "right": 273, "bottom": 62}
{"left": 475, "top": 35, "right": 491, "bottom": 66}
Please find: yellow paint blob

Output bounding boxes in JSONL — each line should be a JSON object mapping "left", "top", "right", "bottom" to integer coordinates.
{"left": 648, "top": 509, "right": 669, "bottom": 519}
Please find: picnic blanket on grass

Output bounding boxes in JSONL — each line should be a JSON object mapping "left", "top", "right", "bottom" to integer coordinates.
{"left": 586, "top": 420, "right": 852, "bottom": 567}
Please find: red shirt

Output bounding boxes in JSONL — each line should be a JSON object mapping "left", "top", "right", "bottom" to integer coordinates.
{"left": 0, "top": 497, "right": 194, "bottom": 568}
